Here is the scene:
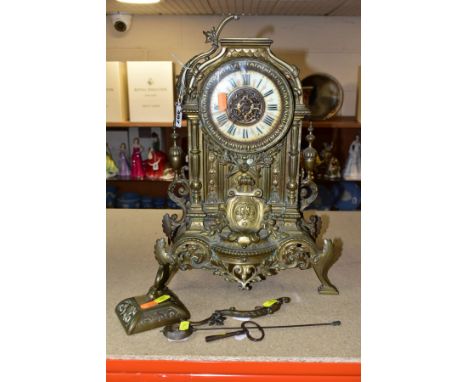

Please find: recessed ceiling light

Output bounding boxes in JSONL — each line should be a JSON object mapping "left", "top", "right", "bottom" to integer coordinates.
{"left": 116, "top": 0, "right": 161, "bottom": 4}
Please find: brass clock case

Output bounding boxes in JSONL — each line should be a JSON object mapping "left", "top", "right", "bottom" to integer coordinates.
{"left": 116, "top": 17, "right": 340, "bottom": 335}
{"left": 199, "top": 58, "right": 294, "bottom": 153}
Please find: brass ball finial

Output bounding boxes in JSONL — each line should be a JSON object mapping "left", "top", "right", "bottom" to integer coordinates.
{"left": 305, "top": 125, "right": 315, "bottom": 147}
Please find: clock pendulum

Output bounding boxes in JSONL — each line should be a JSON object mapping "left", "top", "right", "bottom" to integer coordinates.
{"left": 116, "top": 15, "right": 340, "bottom": 335}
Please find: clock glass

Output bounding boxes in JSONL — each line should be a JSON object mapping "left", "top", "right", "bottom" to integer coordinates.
{"left": 199, "top": 59, "right": 293, "bottom": 152}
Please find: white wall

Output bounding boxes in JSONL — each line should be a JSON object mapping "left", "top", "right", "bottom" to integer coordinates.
{"left": 107, "top": 15, "right": 360, "bottom": 116}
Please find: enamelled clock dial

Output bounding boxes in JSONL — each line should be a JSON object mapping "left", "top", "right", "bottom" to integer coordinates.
{"left": 199, "top": 59, "right": 294, "bottom": 153}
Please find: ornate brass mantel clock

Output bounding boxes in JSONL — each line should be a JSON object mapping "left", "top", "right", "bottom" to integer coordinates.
{"left": 116, "top": 16, "right": 339, "bottom": 335}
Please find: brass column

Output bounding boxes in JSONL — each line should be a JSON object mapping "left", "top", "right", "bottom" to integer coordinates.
{"left": 189, "top": 118, "right": 202, "bottom": 206}
{"left": 287, "top": 119, "right": 301, "bottom": 205}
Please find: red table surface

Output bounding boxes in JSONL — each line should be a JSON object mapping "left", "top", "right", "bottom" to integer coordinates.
{"left": 107, "top": 359, "right": 361, "bottom": 381}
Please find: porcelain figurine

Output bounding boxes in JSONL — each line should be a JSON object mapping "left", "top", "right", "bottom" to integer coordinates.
{"left": 118, "top": 142, "right": 131, "bottom": 179}
{"left": 316, "top": 142, "right": 333, "bottom": 179}
{"left": 145, "top": 147, "right": 167, "bottom": 180}
{"left": 342, "top": 135, "right": 361, "bottom": 180}
{"left": 145, "top": 147, "right": 161, "bottom": 180}
{"left": 131, "top": 137, "right": 145, "bottom": 180}
{"left": 159, "top": 167, "right": 175, "bottom": 182}
{"left": 324, "top": 157, "right": 341, "bottom": 181}
{"left": 106, "top": 143, "right": 119, "bottom": 179}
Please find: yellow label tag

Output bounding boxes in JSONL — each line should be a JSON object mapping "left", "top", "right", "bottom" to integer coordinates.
{"left": 154, "top": 294, "right": 171, "bottom": 304}
{"left": 262, "top": 299, "right": 278, "bottom": 308}
{"left": 179, "top": 321, "right": 190, "bottom": 331}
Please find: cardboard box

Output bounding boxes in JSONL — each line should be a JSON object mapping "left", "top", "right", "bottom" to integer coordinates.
{"left": 106, "top": 62, "right": 129, "bottom": 122}
{"left": 127, "top": 61, "right": 174, "bottom": 123}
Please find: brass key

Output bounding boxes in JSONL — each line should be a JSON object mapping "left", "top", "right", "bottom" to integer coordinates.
{"left": 205, "top": 321, "right": 265, "bottom": 342}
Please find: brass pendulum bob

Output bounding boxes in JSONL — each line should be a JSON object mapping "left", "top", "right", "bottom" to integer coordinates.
{"left": 302, "top": 126, "right": 318, "bottom": 185}
{"left": 168, "top": 128, "right": 183, "bottom": 179}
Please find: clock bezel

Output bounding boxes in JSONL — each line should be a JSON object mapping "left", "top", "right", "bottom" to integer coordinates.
{"left": 199, "top": 58, "right": 294, "bottom": 153}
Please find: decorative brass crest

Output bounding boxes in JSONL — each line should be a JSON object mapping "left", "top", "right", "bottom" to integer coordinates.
{"left": 230, "top": 197, "right": 260, "bottom": 230}
{"left": 222, "top": 188, "right": 269, "bottom": 247}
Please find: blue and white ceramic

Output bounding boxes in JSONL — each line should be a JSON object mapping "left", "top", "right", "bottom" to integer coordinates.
{"left": 117, "top": 192, "right": 141, "bottom": 209}
{"left": 166, "top": 198, "right": 179, "bottom": 209}
{"left": 309, "top": 183, "right": 334, "bottom": 210}
{"left": 106, "top": 185, "right": 117, "bottom": 208}
{"left": 333, "top": 181, "right": 361, "bottom": 211}
{"left": 152, "top": 197, "right": 166, "bottom": 209}
{"left": 141, "top": 195, "right": 153, "bottom": 209}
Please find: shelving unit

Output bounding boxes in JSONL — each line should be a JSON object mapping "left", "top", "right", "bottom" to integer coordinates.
{"left": 106, "top": 178, "right": 172, "bottom": 199}
{"left": 305, "top": 117, "right": 361, "bottom": 129}
{"left": 106, "top": 117, "right": 360, "bottom": 202}
{"left": 106, "top": 117, "right": 358, "bottom": 129}
{"left": 106, "top": 120, "right": 187, "bottom": 128}
{"left": 106, "top": 120, "right": 188, "bottom": 199}
{"left": 301, "top": 118, "right": 360, "bottom": 165}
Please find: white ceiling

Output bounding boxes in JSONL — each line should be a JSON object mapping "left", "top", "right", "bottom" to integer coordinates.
{"left": 106, "top": 0, "right": 360, "bottom": 16}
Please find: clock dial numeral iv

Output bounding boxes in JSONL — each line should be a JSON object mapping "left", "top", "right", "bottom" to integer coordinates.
{"left": 217, "top": 113, "right": 229, "bottom": 126}
{"left": 227, "top": 124, "right": 237, "bottom": 136}
{"left": 263, "top": 114, "right": 274, "bottom": 126}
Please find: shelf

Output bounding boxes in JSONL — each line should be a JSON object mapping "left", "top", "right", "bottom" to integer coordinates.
{"left": 106, "top": 121, "right": 187, "bottom": 128}
{"left": 107, "top": 118, "right": 358, "bottom": 129}
{"left": 107, "top": 178, "right": 172, "bottom": 197}
{"left": 316, "top": 178, "right": 361, "bottom": 182}
{"left": 305, "top": 117, "right": 360, "bottom": 129}
{"left": 107, "top": 178, "right": 172, "bottom": 183}
{"left": 107, "top": 178, "right": 360, "bottom": 183}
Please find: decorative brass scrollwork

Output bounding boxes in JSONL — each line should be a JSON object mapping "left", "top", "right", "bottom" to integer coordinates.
{"left": 162, "top": 174, "right": 190, "bottom": 242}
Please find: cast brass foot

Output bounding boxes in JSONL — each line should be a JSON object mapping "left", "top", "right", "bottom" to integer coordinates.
{"left": 115, "top": 238, "right": 187, "bottom": 335}
{"left": 318, "top": 284, "right": 339, "bottom": 295}
{"left": 312, "top": 239, "right": 339, "bottom": 295}
{"left": 147, "top": 238, "right": 178, "bottom": 299}
{"left": 147, "top": 264, "right": 174, "bottom": 299}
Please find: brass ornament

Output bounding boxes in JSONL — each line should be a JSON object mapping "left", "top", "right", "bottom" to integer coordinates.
{"left": 116, "top": 16, "right": 339, "bottom": 334}
{"left": 302, "top": 73, "right": 344, "bottom": 121}
{"left": 227, "top": 87, "right": 265, "bottom": 125}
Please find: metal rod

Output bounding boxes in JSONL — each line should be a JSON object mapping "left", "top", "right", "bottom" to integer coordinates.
{"left": 194, "top": 321, "right": 340, "bottom": 331}
{"left": 260, "top": 321, "right": 341, "bottom": 329}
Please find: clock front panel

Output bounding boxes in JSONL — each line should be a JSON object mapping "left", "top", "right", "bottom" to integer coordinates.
{"left": 199, "top": 58, "right": 294, "bottom": 153}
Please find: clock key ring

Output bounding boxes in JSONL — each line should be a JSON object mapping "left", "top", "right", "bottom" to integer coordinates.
{"left": 205, "top": 321, "right": 265, "bottom": 342}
